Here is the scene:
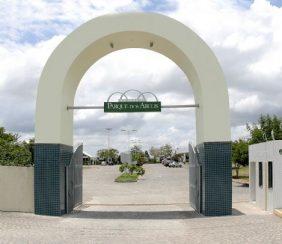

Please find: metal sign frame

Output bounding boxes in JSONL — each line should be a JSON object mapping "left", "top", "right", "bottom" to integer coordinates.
{"left": 67, "top": 90, "right": 199, "bottom": 111}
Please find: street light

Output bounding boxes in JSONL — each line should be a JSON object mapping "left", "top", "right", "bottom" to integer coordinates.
{"left": 105, "top": 128, "right": 112, "bottom": 150}
{"left": 105, "top": 128, "right": 112, "bottom": 163}
{"left": 121, "top": 129, "right": 137, "bottom": 151}
{"left": 130, "top": 139, "right": 142, "bottom": 147}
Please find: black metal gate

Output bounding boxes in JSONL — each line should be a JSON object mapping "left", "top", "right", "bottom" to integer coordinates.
{"left": 189, "top": 144, "right": 202, "bottom": 213}
{"left": 66, "top": 144, "right": 83, "bottom": 213}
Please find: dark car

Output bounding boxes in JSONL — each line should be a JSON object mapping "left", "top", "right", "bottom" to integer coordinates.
{"left": 162, "top": 158, "right": 171, "bottom": 167}
{"left": 168, "top": 161, "right": 183, "bottom": 168}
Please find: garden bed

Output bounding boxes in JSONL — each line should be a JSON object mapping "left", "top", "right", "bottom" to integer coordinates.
{"left": 115, "top": 173, "right": 139, "bottom": 183}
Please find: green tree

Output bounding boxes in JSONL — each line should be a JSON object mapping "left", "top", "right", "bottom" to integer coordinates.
{"left": 130, "top": 145, "right": 145, "bottom": 164}
{"left": 97, "top": 148, "right": 119, "bottom": 161}
{"left": 247, "top": 114, "right": 282, "bottom": 144}
{"left": 172, "top": 153, "right": 186, "bottom": 162}
{"left": 0, "top": 127, "right": 32, "bottom": 166}
{"left": 232, "top": 139, "right": 249, "bottom": 178}
{"left": 144, "top": 150, "right": 150, "bottom": 162}
{"left": 160, "top": 144, "right": 173, "bottom": 157}
{"left": 23, "top": 138, "right": 35, "bottom": 164}
{"left": 149, "top": 146, "right": 161, "bottom": 158}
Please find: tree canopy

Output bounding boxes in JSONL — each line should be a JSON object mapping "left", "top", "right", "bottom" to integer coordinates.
{"left": 97, "top": 148, "right": 119, "bottom": 160}
{"left": 130, "top": 145, "right": 145, "bottom": 163}
{"left": 149, "top": 146, "right": 161, "bottom": 158}
{"left": 160, "top": 144, "right": 173, "bottom": 157}
{"left": 232, "top": 139, "right": 249, "bottom": 178}
{"left": 149, "top": 144, "right": 173, "bottom": 158}
{"left": 247, "top": 114, "right": 282, "bottom": 144}
{"left": 231, "top": 114, "right": 282, "bottom": 178}
{"left": 0, "top": 127, "right": 32, "bottom": 166}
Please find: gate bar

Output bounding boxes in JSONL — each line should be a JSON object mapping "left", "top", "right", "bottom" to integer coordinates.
{"left": 67, "top": 104, "right": 199, "bottom": 110}
{"left": 161, "top": 104, "right": 199, "bottom": 108}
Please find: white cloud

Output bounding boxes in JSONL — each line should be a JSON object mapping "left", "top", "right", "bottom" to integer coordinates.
{"left": 229, "top": 88, "right": 262, "bottom": 113}
{"left": 231, "top": 125, "right": 249, "bottom": 141}
{"left": 222, "top": 33, "right": 266, "bottom": 52}
{"left": 0, "top": 0, "right": 282, "bottom": 155}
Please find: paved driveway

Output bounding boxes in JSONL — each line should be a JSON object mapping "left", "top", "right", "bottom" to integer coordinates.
{"left": 83, "top": 164, "right": 249, "bottom": 205}
{"left": 0, "top": 164, "right": 281, "bottom": 244}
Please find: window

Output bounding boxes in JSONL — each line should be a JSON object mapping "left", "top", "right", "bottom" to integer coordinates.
{"left": 268, "top": 161, "right": 273, "bottom": 188}
{"left": 259, "top": 162, "right": 263, "bottom": 187}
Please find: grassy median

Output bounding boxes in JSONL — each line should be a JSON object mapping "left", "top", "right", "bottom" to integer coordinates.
{"left": 115, "top": 173, "right": 139, "bottom": 183}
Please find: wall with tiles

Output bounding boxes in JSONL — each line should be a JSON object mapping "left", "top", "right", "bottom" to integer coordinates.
{"left": 34, "top": 144, "right": 73, "bottom": 216}
{"left": 197, "top": 142, "right": 232, "bottom": 216}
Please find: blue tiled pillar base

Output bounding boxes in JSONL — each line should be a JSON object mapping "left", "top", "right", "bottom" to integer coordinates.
{"left": 197, "top": 142, "right": 232, "bottom": 216}
{"left": 34, "top": 144, "right": 73, "bottom": 216}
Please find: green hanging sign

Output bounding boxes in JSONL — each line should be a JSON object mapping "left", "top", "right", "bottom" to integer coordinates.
{"left": 104, "top": 101, "right": 161, "bottom": 113}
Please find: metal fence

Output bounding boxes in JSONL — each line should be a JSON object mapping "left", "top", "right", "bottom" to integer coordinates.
{"left": 66, "top": 144, "right": 83, "bottom": 213}
{"left": 189, "top": 144, "right": 202, "bottom": 213}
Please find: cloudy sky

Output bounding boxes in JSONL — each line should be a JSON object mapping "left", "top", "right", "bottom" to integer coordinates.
{"left": 0, "top": 0, "right": 281, "bottom": 155}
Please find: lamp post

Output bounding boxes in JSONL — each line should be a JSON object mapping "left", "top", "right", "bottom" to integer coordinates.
{"left": 105, "top": 128, "right": 112, "bottom": 150}
{"left": 105, "top": 128, "right": 112, "bottom": 163}
{"left": 130, "top": 139, "right": 142, "bottom": 147}
{"left": 121, "top": 129, "right": 137, "bottom": 151}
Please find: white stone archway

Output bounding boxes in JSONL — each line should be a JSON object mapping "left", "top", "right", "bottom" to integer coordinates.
{"left": 34, "top": 13, "right": 232, "bottom": 216}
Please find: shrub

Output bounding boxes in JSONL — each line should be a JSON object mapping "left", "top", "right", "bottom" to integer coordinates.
{"left": 119, "top": 163, "right": 145, "bottom": 176}
{"left": 0, "top": 127, "right": 32, "bottom": 166}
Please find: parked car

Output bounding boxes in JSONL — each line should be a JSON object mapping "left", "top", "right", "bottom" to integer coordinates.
{"left": 106, "top": 158, "right": 114, "bottom": 165}
{"left": 168, "top": 161, "right": 183, "bottom": 168}
{"left": 162, "top": 158, "right": 170, "bottom": 167}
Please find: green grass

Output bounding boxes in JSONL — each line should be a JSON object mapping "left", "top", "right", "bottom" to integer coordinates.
{"left": 232, "top": 165, "right": 249, "bottom": 182}
{"left": 115, "top": 173, "right": 138, "bottom": 183}
{"left": 232, "top": 165, "right": 249, "bottom": 177}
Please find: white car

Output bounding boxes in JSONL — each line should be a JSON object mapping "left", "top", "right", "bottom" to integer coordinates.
{"left": 168, "top": 161, "right": 183, "bottom": 168}
{"left": 101, "top": 161, "right": 107, "bottom": 166}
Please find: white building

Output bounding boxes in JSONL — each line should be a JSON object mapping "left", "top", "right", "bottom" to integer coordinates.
{"left": 249, "top": 140, "right": 282, "bottom": 212}
{"left": 120, "top": 152, "right": 132, "bottom": 164}
{"left": 83, "top": 152, "right": 94, "bottom": 165}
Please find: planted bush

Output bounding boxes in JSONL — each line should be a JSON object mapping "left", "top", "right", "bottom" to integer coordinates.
{"left": 115, "top": 163, "right": 145, "bottom": 183}
{"left": 119, "top": 163, "right": 145, "bottom": 176}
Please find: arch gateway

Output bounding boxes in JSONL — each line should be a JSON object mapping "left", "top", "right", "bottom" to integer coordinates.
{"left": 35, "top": 13, "right": 232, "bottom": 216}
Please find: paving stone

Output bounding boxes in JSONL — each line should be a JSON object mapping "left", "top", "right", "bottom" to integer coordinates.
{"left": 0, "top": 164, "right": 281, "bottom": 244}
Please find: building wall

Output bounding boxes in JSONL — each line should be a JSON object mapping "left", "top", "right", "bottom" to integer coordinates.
{"left": 120, "top": 152, "right": 132, "bottom": 164}
{"left": 0, "top": 166, "right": 34, "bottom": 213}
{"left": 249, "top": 140, "right": 282, "bottom": 211}
{"left": 249, "top": 161, "right": 256, "bottom": 201}
{"left": 272, "top": 141, "right": 282, "bottom": 209}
